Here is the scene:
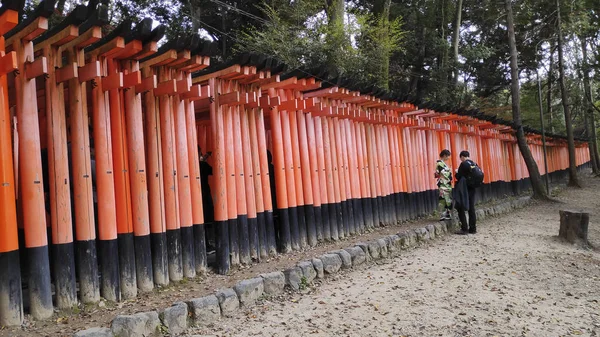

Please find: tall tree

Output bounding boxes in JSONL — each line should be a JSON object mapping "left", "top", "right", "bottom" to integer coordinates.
{"left": 546, "top": 45, "right": 555, "bottom": 133}
{"left": 580, "top": 35, "right": 600, "bottom": 174}
{"left": 451, "top": 0, "right": 463, "bottom": 87}
{"left": 556, "top": 0, "right": 581, "bottom": 187}
{"left": 324, "top": 0, "right": 348, "bottom": 72}
{"left": 505, "top": 0, "right": 548, "bottom": 199}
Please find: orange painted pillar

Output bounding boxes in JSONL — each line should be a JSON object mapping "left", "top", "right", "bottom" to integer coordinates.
{"left": 209, "top": 78, "right": 230, "bottom": 274}
{"left": 142, "top": 70, "right": 169, "bottom": 285}
{"left": 0, "top": 17, "right": 22, "bottom": 324}
{"left": 67, "top": 49, "right": 100, "bottom": 303}
{"left": 241, "top": 109, "right": 259, "bottom": 260}
{"left": 123, "top": 62, "right": 154, "bottom": 289}
{"left": 173, "top": 76, "right": 196, "bottom": 278}
{"left": 305, "top": 112, "right": 323, "bottom": 241}
{"left": 328, "top": 116, "right": 344, "bottom": 238}
{"left": 256, "top": 107, "right": 277, "bottom": 256}
{"left": 232, "top": 105, "right": 250, "bottom": 264}
{"left": 223, "top": 104, "right": 239, "bottom": 265}
{"left": 339, "top": 117, "right": 355, "bottom": 235}
{"left": 90, "top": 56, "right": 120, "bottom": 300}
{"left": 322, "top": 116, "right": 338, "bottom": 239}
{"left": 281, "top": 109, "right": 300, "bottom": 249}
{"left": 42, "top": 44, "right": 76, "bottom": 308}
{"left": 13, "top": 34, "right": 53, "bottom": 319}
{"left": 270, "top": 106, "right": 291, "bottom": 252}
{"left": 158, "top": 71, "right": 183, "bottom": 281}
{"left": 333, "top": 117, "right": 348, "bottom": 237}
{"left": 297, "top": 110, "right": 317, "bottom": 246}
{"left": 288, "top": 109, "right": 307, "bottom": 247}
{"left": 315, "top": 116, "right": 332, "bottom": 240}
{"left": 107, "top": 58, "right": 136, "bottom": 299}
{"left": 185, "top": 96, "right": 206, "bottom": 273}
{"left": 247, "top": 108, "right": 267, "bottom": 259}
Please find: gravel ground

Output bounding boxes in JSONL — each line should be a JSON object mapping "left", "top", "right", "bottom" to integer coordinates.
{"left": 186, "top": 178, "right": 600, "bottom": 337}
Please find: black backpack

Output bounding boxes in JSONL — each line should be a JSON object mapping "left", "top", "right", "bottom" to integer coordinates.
{"left": 466, "top": 160, "right": 484, "bottom": 188}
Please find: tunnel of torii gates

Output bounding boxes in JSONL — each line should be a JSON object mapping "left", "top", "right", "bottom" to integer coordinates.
{"left": 0, "top": 0, "right": 591, "bottom": 326}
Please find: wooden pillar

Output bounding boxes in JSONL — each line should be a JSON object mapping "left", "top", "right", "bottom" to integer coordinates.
{"left": 143, "top": 70, "right": 169, "bottom": 285}
{"left": 0, "top": 12, "right": 22, "bottom": 324}
{"left": 41, "top": 44, "right": 76, "bottom": 308}
{"left": 12, "top": 28, "right": 53, "bottom": 320}
{"left": 210, "top": 78, "right": 230, "bottom": 274}
{"left": 185, "top": 95, "right": 207, "bottom": 273}
{"left": 107, "top": 57, "right": 136, "bottom": 299}
{"left": 90, "top": 56, "right": 120, "bottom": 300}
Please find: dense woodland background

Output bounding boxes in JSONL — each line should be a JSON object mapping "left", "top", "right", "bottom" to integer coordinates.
{"left": 22, "top": 0, "right": 600, "bottom": 192}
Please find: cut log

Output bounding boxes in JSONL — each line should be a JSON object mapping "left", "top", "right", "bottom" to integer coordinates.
{"left": 559, "top": 210, "right": 589, "bottom": 246}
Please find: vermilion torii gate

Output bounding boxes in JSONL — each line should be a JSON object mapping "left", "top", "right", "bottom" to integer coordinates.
{"left": 0, "top": 0, "right": 591, "bottom": 326}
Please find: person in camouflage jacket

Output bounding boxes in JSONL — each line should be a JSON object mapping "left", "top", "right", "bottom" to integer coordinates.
{"left": 435, "top": 149, "right": 452, "bottom": 220}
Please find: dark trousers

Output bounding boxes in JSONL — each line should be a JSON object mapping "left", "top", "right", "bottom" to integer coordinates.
{"left": 457, "top": 187, "right": 477, "bottom": 232}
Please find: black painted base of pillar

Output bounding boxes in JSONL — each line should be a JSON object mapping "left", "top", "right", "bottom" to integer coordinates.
{"left": 134, "top": 235, "right": 154, "bottom": 290}
{"left": 75, "top": 239, "right": 100, "bottom": 303}
{"left": 166, "top": 229, "right": 183, "bottom": 282}
{"left": 98, "top": 238, "right": 120, "bottom": 301}
{"left": 215, "top": 220, "right": 230, "bottom": 275}
{"left": 193, "top": 224, "right": 207, "bottom": 273}
{"left": 51, "top": 242, "right": 76, "bottom": 308}
{"left": 180, "top": 226, "right": 196, "bottom": 278}
{"left": 26, "top": 246, "right": 53, "bottom": 319}
{"left": 117, "top": 233, "right": 137, "bottom": 299}
{"left": 150, "top": 232, "right": 169, "bottom": 286}
{"left": 0, "top": 250, "right": 23, "bottom": 325}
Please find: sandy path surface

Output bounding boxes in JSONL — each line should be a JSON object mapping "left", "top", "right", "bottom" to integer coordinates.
{"left": 187, "top": 178, "right": 600, "bottom": 337}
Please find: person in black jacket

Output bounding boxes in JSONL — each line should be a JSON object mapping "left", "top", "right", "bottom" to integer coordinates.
{"left": 199, "top": 147, "right": 215, "bottom": 251}
{"left": 454, "top": 151, "right": 478, "bottom": 234}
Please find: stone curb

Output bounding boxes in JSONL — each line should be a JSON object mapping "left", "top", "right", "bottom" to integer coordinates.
{"left": 73, "top": 196, "right": 530, "bottom": 337}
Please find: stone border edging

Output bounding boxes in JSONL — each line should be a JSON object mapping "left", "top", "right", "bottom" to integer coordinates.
{"left": 73, "top": 196, "right": 531, "bottom": 337}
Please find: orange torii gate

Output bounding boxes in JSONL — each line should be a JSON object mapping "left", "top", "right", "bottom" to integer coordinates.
{"left": 0, "top": 0, "right": 592, "bottom": 324}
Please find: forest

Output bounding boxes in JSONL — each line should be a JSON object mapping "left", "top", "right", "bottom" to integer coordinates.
{"left": 24, "top": 0, "right": 600, "bottom": 191}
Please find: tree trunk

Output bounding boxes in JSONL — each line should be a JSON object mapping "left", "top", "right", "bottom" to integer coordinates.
{"left": 559, "top": 210, "right": 589, "bottom": 247}
{"left": 556, "top": 0, "right": 581, "bottom": 187}
{"left": 547, "top": 46, "right": 554, "bottom": 133}
{"left": 373, "top": 0, "right": 392, "bottom": 89}
{"left": 580, "top": 36, "right": 600, "bottom": 174}
{"left": 325, "top": 0, "right": 347, "bottom": 72}
{"left": 504, "top": 0, "right": 548, "bottom": 200}
{"left": 451, "top": 0, "right": 463, "bottom": 87}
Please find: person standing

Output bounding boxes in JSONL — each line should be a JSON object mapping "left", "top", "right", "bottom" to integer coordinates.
{"left": 435, "top": 149, "right": 453, "bottom": 221}
{"left": 454, "top": 151, "right": 484, "bottom": 234}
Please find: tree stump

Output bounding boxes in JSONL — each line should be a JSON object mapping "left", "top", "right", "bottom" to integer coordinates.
{"left": 559, "top": 210, "right": 589, "bottom": 246}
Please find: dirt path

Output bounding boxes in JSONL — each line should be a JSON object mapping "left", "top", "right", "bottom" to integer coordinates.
{"left": 186, "top": 178, "right": 600, "bottom": 337}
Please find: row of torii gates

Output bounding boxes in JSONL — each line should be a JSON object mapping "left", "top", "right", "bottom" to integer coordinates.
{"left": 0, "top": 0, "right": 590, "bottom": 326}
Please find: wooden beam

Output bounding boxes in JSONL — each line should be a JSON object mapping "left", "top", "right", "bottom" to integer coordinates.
{"left": 303, "top": 87, "right": 337, "bottom": 99}
{"left": 102, "top": 72, "right": 123, "bottom": 91}
{"left": 218, "top": 91, "right": 240, "bottom": 106}
{"left": 0, "top": 10, "right": 19, "bottom": 36}
{"left": 34, "top": 25, "right": 78, "bottom": 52}
{"left": 59, "top": 26, "right": 101, "bottom": 51}
{"left": 0, "top": 51, "right": 17, "bottom": 76}
{"left": 135, "top": 75, "right": 156, "bottom": 94}
{"left": 192, "top": 65, "right": 241, "bottom": 84}
{"left": 154, "top": 79, "right": 177, "bottom": 96}
{"left": 140, "top": 50, "right": 178, "bottom": 69}
{"left": 261, "top": 77, "right": 297, "bottom": 90}
{"left": 85, "top": 37, "right": 125, "bottom": 58}
{"left": 113, "top": 40, "right": 143, "bottom": 60}
{"left": 6, "top": 17, "right": 48, "bottom": 46}
{"left": 123, "top": 71, "right": 141, "bottom": 88}
{"left": 24, "top": 55, "right": 46, "bottom": 79}
{"left": 56, "top": 63, "right": 78, "bottom": 83}
{"left": 78, "top": 61, "right": 101, "bottom": 83}
{"left": 176, "top": 77, "right": 191, "bottom": 93}
{"left": 132, "top": 41, "right": 158, "bottom": 60}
